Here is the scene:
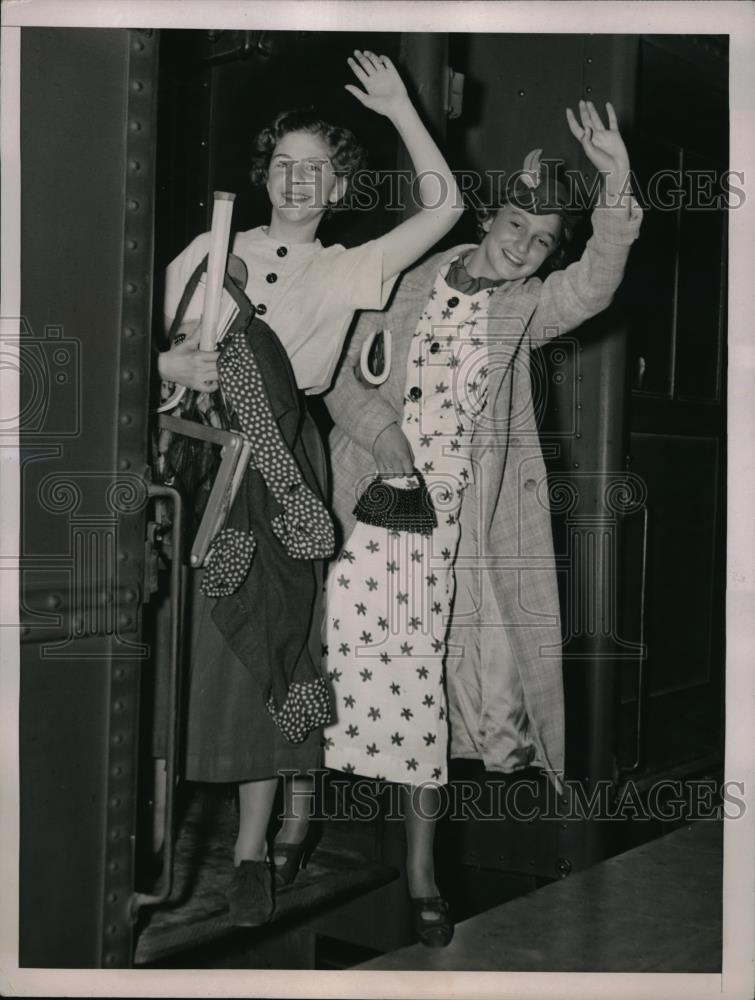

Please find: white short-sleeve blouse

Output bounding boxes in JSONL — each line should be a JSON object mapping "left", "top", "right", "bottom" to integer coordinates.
{"left": 163, "top": 226, "right": 398, "bottom": 395}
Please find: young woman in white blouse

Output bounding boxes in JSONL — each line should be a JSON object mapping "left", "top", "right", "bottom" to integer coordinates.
{"left": 157, "top": 50, "right": 462, "bottom": 926}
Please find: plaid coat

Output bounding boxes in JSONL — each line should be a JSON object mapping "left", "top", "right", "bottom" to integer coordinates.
{"left": 324, "top": 203, "right": 642, "bottom": 790}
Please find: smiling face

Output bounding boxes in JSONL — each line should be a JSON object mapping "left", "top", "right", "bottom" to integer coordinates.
{"left": 265, "top": 130, "right": 346, "bottom": 227}
{"left": 473, "top": 203, "right": 563, "bottom": 281}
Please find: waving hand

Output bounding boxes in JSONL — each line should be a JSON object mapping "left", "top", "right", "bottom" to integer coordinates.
{"left": 345, "top": 50, "right": 409, "bottom": 118}
{"left": 566, "top": 100, "right": 631, "bottom": 201}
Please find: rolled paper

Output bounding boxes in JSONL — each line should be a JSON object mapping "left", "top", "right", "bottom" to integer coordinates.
{"left": 199, "top": 192, "right": 236, "bottom": 351}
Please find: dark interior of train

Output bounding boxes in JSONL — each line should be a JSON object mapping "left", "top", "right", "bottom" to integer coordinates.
{"left": 17, "top": 26, "right": 728, "bottom": 973}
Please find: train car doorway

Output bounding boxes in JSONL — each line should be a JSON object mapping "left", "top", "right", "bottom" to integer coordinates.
{"left": 15, "top": 23, "right": 729, "bottom": 974}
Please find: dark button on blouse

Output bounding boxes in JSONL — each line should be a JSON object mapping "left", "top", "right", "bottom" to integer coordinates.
{"left": 256, "top": 303, "right": 267, "bottom": 315}
{"left": 276, "top": 246, "right": 288, "bottom": 258}
{"left": 287, "top": 482, "right": 300, "bottom": 494}
{"left": 447, "top": 296, "right": 459, "bottom": 308}
{"left": 266, "top": 272, "right": 278, "bottom": 284}
{"left": 409, "top": 386, "right": 422, "bottom": 401}
{"left": 429, "top": 342, "right": 440, "bottom": 354}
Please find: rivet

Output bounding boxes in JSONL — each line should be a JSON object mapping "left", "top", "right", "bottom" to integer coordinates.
{"left": 119, "top": 458, "right": 131, "bottom": 471}
{"left": 112, "top": 734, "right": 123, "bottom": 746}
{"left": 111, "top": 796, "right": 122, "bottom": 808}
{"left": 129, "top": 160, "right": 141, "bottom": 172}
{"left": 585, "top": 86, "right": 593, "bottom": 95}
{"left": 108, "top": 893, "right": 119, "bottom": 904}
{"left": 573, "top": 463, "right": 580, "bottom": 469}
{"left": 123, "top": 326, "right": 136, "bottom": 338}
{"left": 120, "top": 413, "right": 132, "bottom": 425}
{"left": 124, "top": 589, "right": 136, "bottom": 603}
{"left": 198, "top": 201, "right": 206, "bottom": 208}
{"left": 127, "top": 199, "right": 139, "bottom": 211}
{"left": 118, "top": 551, "right": 128, "bottom": 563}
{"left": 133, "top": 40, "right": 144, "bottom": 52}
{"left": 586, "top": 57, "right": 593, "bottom": 65}
{"left": 122, "top": 370, "right": 134, "bottom": 382}
{"left": 107, "top": 924, "right": 118, "bottom": 935}
{"left": 131, "top": 80, "right": 144, "bottom": 92}
{"left": 575, "top": 433, "right": 582, "bottom": 439}
{"left": 105, "top": 954, "right": 116, "bottom": 965}
{"left": 119, "top": 614, "right": 132, "bottom": 628}
{"left": 129, "top": 120, "right": 142, "bottom": 132}
{"left": 126, "top": 239, "right": 138, "bottom": 251}
{"left": 46, "top": 593, "right": 62, "bottom": 609}
{"left": 200, "top": 140, "right": 207, "bottom": 147}
{"left": 125, "top": 282, "right": 137, "bottom": 294}
{"left": 108, "top": 861, "right": 120, "bottom": 872}
{"left": 114, "top": 668, "right": 125, "bottom": 679}
{"left": 577, "top": 376, "right": 583, "bottom": 382}
{"left": 517, "top": 89, "right": 525, "bottom": 97}
{"left": 113, "top": 702, "right": 124, "bottom": 714}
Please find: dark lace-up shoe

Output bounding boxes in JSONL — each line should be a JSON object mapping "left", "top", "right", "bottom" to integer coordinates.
{"left": 227, "top": 859, "right": 274, "bottom": 926}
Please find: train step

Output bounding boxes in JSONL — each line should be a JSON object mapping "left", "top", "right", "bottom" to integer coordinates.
{"left": 134, "top": 786, "right": 398, "bottom": 966}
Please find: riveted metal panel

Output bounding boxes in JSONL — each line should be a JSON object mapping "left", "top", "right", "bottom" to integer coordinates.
{"left": 19, "top": 27, "right": 158, "bottom": 968}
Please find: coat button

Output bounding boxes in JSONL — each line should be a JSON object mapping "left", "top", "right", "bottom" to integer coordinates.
{"left": 447, "top": 296, "right": 459, "bottom": 308}
{"left": 276, "top": 246, "right": 288, "bottom": 257}
{"left": 266, "top": 272, "right": 277, "bottom": 283}
{"left": 409, "top": 386, "right": 422, "bottom": 401}
{"left": 288, "top": 482, "right": 300, "bottom": 494}
{"left": 525, "top": 478, "right": 537, "bottom": 491}
{"left": 256, "top": 303, "right": 267, "bottom": 315}
{"left": 429, "top": 342, "right": 440, "bottom": 354}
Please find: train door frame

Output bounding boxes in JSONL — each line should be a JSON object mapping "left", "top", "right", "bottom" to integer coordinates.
{"left": 17, "top": 27, "right": 159, "bottom": 968}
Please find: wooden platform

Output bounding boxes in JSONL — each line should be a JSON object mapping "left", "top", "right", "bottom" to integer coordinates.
{"left": 358, "top": 820, "right": 722, "bottom": 972}
{"left": 134, "top": 788, "right": 398, "bottom": 966}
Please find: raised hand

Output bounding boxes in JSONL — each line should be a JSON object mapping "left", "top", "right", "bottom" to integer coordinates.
{"left": 566, "top": 100, "right": 630, "bottom": 199}
{"left": 345, "top": 50, "right": 409, "bottom": 119}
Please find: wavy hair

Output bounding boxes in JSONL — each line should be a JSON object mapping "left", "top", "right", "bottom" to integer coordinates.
{"left": 250, "top": 109, "right": 367, "bottom": 212}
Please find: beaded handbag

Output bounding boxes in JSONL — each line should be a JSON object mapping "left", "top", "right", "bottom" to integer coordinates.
{"left": 352, "top": 471, "right": 437, "bottom": 536}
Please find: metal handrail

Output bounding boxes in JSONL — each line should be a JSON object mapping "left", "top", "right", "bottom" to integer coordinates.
{"left": 131, "top": 483, "right": 184, "bottom": 913}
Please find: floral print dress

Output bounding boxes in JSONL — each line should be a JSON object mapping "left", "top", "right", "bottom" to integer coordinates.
{"left": 322, "top": 261, "right": 494, "bottom": 785}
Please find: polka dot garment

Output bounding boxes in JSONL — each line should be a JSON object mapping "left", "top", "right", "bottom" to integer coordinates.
{"left": 204, "top": 326, "right": 335, "bottom": 589}
{"left": 266, "top": 677, "right": 332, "bottom": 744}
{"left": 202, "top": 527, "right": 257, "bottom": 598}
{"left": 323, "top": 263, "right": 494, "bottom": 786}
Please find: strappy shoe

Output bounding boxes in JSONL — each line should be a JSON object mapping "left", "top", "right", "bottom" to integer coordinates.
{"left": 227, "top": 859, "right": 274, "bottom": 926}
{"left": 411, "top": 896, "right": 454, "bottom": 948}
{"left": 271, "top": 829, "right": 318, "bottom": 889}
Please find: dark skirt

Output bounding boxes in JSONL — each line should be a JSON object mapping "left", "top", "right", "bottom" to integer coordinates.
{"left": 183, "top": 570, "right": 324, "bottom": 783}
